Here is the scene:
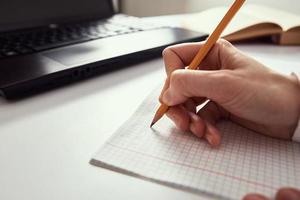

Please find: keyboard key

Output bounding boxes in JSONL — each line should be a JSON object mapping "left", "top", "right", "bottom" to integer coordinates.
{"left": 15, "top": 46, "right": 34, "bottom": 54}
{"left": 0, "top": 16, "right": 166, "bottom": 57}
{"left": 2, "top": 50, "right": 18, "bottom": 57}
{"left": 31, "top": 37, "right": 91, "bottom": 51}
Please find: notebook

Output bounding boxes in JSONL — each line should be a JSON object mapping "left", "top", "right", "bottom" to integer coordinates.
{"left": 90, "top": 87, "right": 300, "bottom": 200}
{"left": 182, "top": 4, "right": 300, "bottom": 45}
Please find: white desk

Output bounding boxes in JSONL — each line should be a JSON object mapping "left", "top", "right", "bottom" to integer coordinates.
{"left": 0, "top": 36, "right": 300, "bottom": 200}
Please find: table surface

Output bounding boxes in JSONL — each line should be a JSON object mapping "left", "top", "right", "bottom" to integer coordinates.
{"left": 0, "top": 17, "right": 300, "bottom": 200}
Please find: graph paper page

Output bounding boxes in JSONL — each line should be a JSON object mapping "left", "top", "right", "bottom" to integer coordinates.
{"left": 91, "top": 88, "right": 300, "bottom": 200}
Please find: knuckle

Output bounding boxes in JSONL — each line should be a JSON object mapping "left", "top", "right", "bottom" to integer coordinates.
{"left": 170, "top": 70, "right": 186, "bottom": 90}
{"left": 217, "top": 39, "right": 233, "bottom": 48}
{"left": 214, "top": 40, "right": 234, "bottom": 67}
{"left": 215, "top": 70, "right": 233, "bottom": 84}
{"left": 162, "top": 46, "right": 176, "bottom": 58}
{"left": 210, "top": 71, "right": 233, "bottom": 96}
{"left": 212, "top": 71, "right": 242, "bottom": 104}
{"left": 162, "top": 47, "right": 170, "bottom": 58}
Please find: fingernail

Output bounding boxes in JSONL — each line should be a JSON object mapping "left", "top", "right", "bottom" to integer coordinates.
{"left": 189, "top": 113, "right": 204, "bottom": 138}
{"left": 276, "top": 188, "right": 300, "bottom": 200}
{"left": 190, "top": 123, "right": 196, "bottom": 135}
{"left": 243, "top": 194, "right": 268, "bottom": 200}
{"left": 287, "top": 193, "right": 300, "bottom": 200}
{"left": 206, "top": 134, "right": 214, "bottom": 145}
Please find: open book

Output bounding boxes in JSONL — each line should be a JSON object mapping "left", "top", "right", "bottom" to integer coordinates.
{"left": 182, "top": 4, "right": 300, "bottom": 45}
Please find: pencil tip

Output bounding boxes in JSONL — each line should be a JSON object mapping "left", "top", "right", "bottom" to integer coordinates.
{"left": 150, "top": 121, "right": 155, "bottom": 128}
{"left": 150, "top": 104, "right": 169, "bottom": 128}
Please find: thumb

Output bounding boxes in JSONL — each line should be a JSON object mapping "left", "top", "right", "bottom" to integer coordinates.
{"left": 162, "top": 69, "right": 234, "bottom": 106}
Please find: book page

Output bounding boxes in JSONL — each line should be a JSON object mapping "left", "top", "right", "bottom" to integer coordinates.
{"left": 182, "top": 4, "right": 300, "bottom": 36}
{"left": 245, "top": 5, "right": 300, "bottom": 31}
{"left": 182, "top": 6, "right": 266, "bottom": 37}
{"left": 91, "top": 87, "right": 300, "bottom": 200}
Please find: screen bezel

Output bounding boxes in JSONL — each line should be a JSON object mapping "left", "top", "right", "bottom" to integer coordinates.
{"left": 0, "top": 0, "right": 115, "bottom": 32}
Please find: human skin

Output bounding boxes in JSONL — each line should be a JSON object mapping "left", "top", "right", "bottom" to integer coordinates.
{"left": 243, "top": 188, "right": 300, "bottom": 200}
{"left": 159, "top": 39, "right": 300, "bottom": 147}
{"left": 159, "top": 39, "right": 300, "bottom": 200}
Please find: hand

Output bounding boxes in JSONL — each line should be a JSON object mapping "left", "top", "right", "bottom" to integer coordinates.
{"left": 243, "top": 188, "right": 300, "bottom": 200}
{"left": 160, "top": 39, "right": 300, "bottom": 147}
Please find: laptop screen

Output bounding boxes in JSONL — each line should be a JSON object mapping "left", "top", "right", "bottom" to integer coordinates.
{"left": 0, "top": 0, "right": 114, "bottom": 32}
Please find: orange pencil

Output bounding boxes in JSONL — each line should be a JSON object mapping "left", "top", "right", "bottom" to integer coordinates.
{"left": 150, "top": 0, "right": 246, "bottom": 127}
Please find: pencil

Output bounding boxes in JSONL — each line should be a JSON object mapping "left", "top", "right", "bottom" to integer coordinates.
{"left": 150, "top": 0, "right": 246, "bottom": 127}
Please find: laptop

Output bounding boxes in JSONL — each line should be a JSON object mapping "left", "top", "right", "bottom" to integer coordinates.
{"left": 0, "top": 0, "right": 207, "bottom": 99}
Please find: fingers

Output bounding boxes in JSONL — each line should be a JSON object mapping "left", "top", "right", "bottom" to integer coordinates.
{"left": 161, "top": 39, "right": 241, "bottom": 147}
{"left": 166, "top": 106, "right": 207, "bottom": 142}
{"left": 160, "top": 39, "right": 238, "bottom": 103}
{"left": 243, "top": 194, "right": 269, "bottom": 200}
{"left": 163, "top": 42, "right": 203, "bottom": 76}
{"left": 189, "top": 112, "right": 206, "bottom": 138}
{"left": 162, "top": 39, "right": 238, "bottom": 75}
{"left": 243, "top": 188, "right": 300, "bottom": 200}
{"left": 275, "top": 188, "right": 300, "bottom": 200}
{"left": 197, "top": 101, "right": 224, "bottom": 147}
{"left": 160, "top": 43, "right": 199, "bottom": 102}
{"left": 162, "top": 45, "right": 186, "bottom": 76}
{"left": 166, "top": 105, "right": 190, "bottom": 131}
{"left": 183, "top": 99, "right": 197, "bottom": 113}
{"left": 166, "top": 101, "right": 226, "bottom": 147}
{"left": 162, "top": 69, "right": 236, "bottom": 106}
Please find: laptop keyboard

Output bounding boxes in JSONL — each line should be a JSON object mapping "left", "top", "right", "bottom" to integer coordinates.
{"left": 0, "top": 15, "right": 166, "bottom": 59}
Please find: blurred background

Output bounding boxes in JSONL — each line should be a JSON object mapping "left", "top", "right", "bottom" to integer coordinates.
{"left": 117, "top": 0, "right": 300, "bottom": 16}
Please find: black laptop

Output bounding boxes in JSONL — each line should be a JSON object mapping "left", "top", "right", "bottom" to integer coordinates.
{"left": 0, "top": 0, "right": 207, "bottom": 99}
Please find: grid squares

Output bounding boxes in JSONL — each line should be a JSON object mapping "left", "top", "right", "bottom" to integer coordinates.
{"left": 92, "top": 89, "right": 300, "bottom": 200}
